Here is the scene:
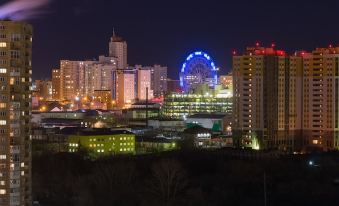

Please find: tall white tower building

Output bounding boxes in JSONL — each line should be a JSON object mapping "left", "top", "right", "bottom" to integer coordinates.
{"left": 109, "top": 29, "right": 127, "bottom": 69}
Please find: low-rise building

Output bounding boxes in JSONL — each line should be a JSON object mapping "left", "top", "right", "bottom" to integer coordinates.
{"left": 136, "top": 136, "right": 178, "bottom": 154}
{"left": 123, "top": 102, "right": 160, "bottom": 126}
{"left": 39, "top": 110, "right": 99, "bottom": 128}
{"left": 68, "top": 129, "right": 135, "bottom": 156}
{"left": 186, "top": 113, "right": 232, "bottom": 134}
{"left": 148, "top": 119, "right": 185, "bottom": 132}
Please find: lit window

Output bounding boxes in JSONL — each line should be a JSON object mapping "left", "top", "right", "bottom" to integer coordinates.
{"left": 0, "top": 68, "right": 6, "bottom": 73}
{"left": 0, "top": 155, "right": 6, "bottom": 160}
{"left": 0, "top": 42, "right": 6, "bottom": 48}
{"left": 0, "top": 189, "right": 5, "bottom": 194}
{"left": 0, "top": 120, "right": 6, "bottom": 125}
{"left": 0, "top": 103, "right": 5, "bottom": 108}
{"left": 0, "top": 181, "right": 4, "bottom": 185}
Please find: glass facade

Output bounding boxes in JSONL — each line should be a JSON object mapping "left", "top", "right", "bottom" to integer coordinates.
{"left": 162, "top": 93, "right": 232, "bottom": 118}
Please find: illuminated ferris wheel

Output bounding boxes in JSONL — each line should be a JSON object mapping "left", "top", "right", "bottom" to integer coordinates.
{"left": 180, "top": 51, "right": 218, "bottom": 92}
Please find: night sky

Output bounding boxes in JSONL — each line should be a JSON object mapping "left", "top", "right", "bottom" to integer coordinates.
{"left": 1, "top": 0, "right": 339, "bottom": 80}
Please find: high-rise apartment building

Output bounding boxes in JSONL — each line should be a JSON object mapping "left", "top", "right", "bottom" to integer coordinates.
{"left": 60, "top": 60, "right": 85, "bottom": 100}
{"left": 233, "top": 46, "right": 339, "bottom": 152}
{"left": 233, "top": 47, "right": 294, "bottom": 151}
{"left": 51, "top": 69, "right": 61, "bottom": 100}
{"left": 109, "top": 30, "right": 127, "bottom": 69}
{"left": 0, "top": 20, "right": 32, "bottom": 206}
{"left": 58, "top": 58, "right": 116, "bottom": 101}
{"left": 301, "top": 47, "right": 339, "bottom": 152}
{"left": 86, "top": 59, "right": 116, "bottom": 98}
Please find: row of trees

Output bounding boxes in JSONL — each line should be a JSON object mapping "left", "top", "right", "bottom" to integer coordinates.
{"left": 33, "top": 150, "right": 339, "bottom": 206}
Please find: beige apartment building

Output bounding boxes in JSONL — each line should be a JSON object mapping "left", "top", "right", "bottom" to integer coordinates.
{"left": 233, "top": 46, "right": 339, "bottom": 152}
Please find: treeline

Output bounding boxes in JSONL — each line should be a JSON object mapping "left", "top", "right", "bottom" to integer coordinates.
{"left": 32, "top": 150, "right": 339, "bottom": 206}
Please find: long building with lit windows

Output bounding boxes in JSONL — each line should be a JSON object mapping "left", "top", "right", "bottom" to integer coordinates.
{"left": 68, "top": 129, "right": 135, "bottom": 156}
{"left": 233, "top": 45, "right": 339, "bottom": 153}
{"left": 0, "top": 20, "right": 32, "bottom": 206}
{"left": 162, "top": 93, "right": 232, "bottom": 118}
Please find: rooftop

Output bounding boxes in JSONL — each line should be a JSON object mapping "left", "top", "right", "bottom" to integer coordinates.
{"left": 187, "top": 113, "right": 227, "bottom": 119}
{"left": 61, "top": 127, "right": 134, "bottom": 136}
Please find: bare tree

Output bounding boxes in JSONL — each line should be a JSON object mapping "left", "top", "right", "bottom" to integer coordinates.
{"left": 150, "top": 159, "right": 188, "bottom": 206}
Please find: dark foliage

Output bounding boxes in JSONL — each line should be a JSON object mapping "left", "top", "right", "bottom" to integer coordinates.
{"left": 32, "top": 150, "right": 339, "bottom": 206}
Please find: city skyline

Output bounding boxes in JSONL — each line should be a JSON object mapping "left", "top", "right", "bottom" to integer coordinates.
{"left": 4, "top": 0, "right": 338, "bottom": 80}
{"left": 2, "top": 1, "right": 339, "bottom": 205}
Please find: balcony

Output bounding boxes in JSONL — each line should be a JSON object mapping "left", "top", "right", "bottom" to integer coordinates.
{"left": 10, "top": 146, "right": 20, "bottom": 154}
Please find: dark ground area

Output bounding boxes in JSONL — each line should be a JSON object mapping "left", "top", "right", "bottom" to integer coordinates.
{"left": 33, "top": 149, "right": 339, "bottom": 206}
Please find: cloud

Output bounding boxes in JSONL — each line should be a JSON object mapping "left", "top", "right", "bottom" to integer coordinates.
{"left": 0, "top": 0, "right": 51, "bottom": 20}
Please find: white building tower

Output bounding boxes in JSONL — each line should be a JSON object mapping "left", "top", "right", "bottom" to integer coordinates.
{"left": 109, "top": 28, "right": 127, "bottom": 69}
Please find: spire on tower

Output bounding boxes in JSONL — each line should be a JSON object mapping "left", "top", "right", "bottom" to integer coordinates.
{"left": 113, "top": 27, "right": 115, "bottom": 37}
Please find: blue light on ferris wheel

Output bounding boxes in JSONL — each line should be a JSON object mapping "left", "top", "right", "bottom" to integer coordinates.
{"left": 180, "top": 51, "right": 219, "bottom": 92}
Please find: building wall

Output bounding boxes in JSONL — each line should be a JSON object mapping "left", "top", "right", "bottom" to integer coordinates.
{"left": 60, "top": 60, "right": 82, "bottom": 100}
{"left": 93, "top": 90, "right": 112, "bottom": 109}
{"left": 151, "top": 65, "right": 167, "bottom": 97}
{"left": 0, "top": 20, "right": 32, "bottom": 206}
{"left": 219, "top": 74, "right": 233, "bottom": 90}
{"left": 301, "top": 48, "right": 339, "bottom": 152}
{"left": 68, "top": 133, "right": 135, "bottom": 155}
{"left": 148, "top": 120, "right": 185, "bottom": 131}
{"left": 34, "top": 80, "right": 52, "bottom": 101}
{"left": 137, "top": 69, "right": 153, "bottom": 100}
{"left": 116, "top": 69, "right": 136, "bottom": 108}
{"left": 52, "top": 69, "right": 61, "bottom": 100}
{"left": 90, "top": 63, "right": 116, "bottom": 97}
